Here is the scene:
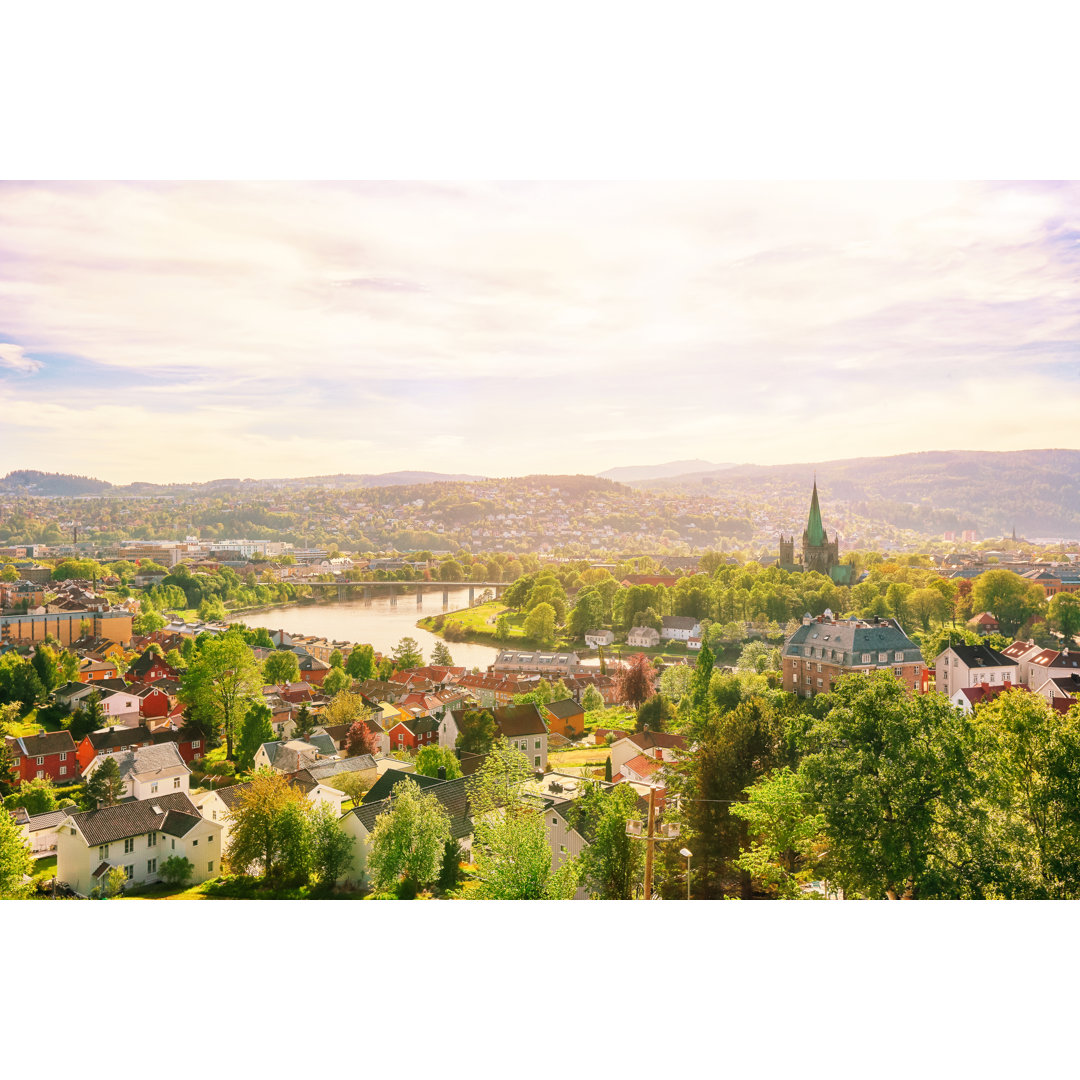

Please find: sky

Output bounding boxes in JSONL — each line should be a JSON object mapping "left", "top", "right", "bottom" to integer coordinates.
{"left": 1, "top": 179, "right": 1078, "bottom": 485}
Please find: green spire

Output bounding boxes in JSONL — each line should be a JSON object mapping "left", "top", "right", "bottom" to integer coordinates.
{"left": 806, "top": 479, "right": 826, "bottom": 547}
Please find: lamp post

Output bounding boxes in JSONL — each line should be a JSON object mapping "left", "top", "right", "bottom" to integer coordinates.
{"left": 680, "top": 847, "right": 692, "bottom": 901}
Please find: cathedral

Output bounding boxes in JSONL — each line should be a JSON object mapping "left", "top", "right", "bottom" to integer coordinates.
{"left": 778, "top": 480, "right": 853, "bottom": 585}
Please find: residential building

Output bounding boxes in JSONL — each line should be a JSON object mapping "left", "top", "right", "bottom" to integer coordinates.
{"left": 82, "top": 742, "right": 190, "bottom": 801}
{"left": 660, "top": 616, "right": 700, "bottom": 642}
{"left": 627, "top": 626, "right": 660, "bottom": 648}
{"left": 5, "top": 729, "right": 79, "bottom": 784}
{"left": 584, "top": 629, "right": 614, "bottom": 648}
{"left": 544, "top": 698, "right": 586, "bottom": 740}
{"left": 935, "top": 644, "right": 1018, "bottom": 699}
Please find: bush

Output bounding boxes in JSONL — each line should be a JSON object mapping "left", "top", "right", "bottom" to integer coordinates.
{"left": 160, "top": 855, "right": 194, "bottom": 887}
{"left": 396, "top": 877, "right": 418, "bottom": 900}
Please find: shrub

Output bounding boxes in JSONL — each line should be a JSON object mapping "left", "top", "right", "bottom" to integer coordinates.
{"left": 160, "top": 855, "right": 194, "bottom": 887}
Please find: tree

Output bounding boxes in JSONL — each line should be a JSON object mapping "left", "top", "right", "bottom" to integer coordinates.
{"left": 736, "top": 640, "right": 776, "bottom": 674}
{"left": 30, "top": 645, "right": 60, "bottom": 695}
{"left": 582, "top": 684, "right": 605, "bottom": 712}
{"left": 345, "top": 644, "right": 375, "bottom": 681}
{"left": 568, "top": 590, "right": 605, "bottom": 640}
{"left": 67, "top": 689, "right": 106, "bottom": 742}
{"left": 322, "top": 690, "right": 369, "bottom": 730}
{"left": 616, "top": 652, "right": 655, "bottom": 708}
{"left": 160, "top": 855, "right": 194, "bottom": 887}
{"left": 291, "top": 704, "right": 316, "bottom": 741}
{"left": 134, "top": 607, "right": 167, "bottom": 636}
{"left": 438, "top": 560, "right": 464, "bottom": 582}
{"left": 236, "top": 702, "right": 275, "bottom": 773}
{"left": 730, "top": 768, "right": 827, "bottom": 899}
{"left": 5, "top": 777, "right": 58, "bottom": 815}
{"left": 322, "top": 667, "right": 351, "bottom": 696}
{"left": 392, "top": 636, "right": 424, "bottom": 670}
{"left": 636, "top": 693, "right": 673, "bottom": 732}
{"left": 455, "top": 708, "right": 497, "bottom": 754}
{"left": 438, "top": 837, "right": 464, "bottom": 892}
{"left": 1048, "top": 592, "right": 1080, "bottom": 644}
{"left": 415, "top": 744, "right": 462, "bottom": 780}
{"left": 495, "top": 614, "right": 511, "bottom": 642}
{"left": 430, "top": 641, "right": 454, "bottom": 667}
{"left": 307, "top": 800, "right": 353, "bottom": 889}
{"left": 523, "top": 602, "right": 557, "bottom": 648}
{"left": 263, "top": 649, "right": 300, "bottom": 685}
{"left": 346, "top": 719, "right": 379, "bottom": 758}
{"left": 469, "top": 741, "right": 580, "bottom": 899}
{"left": 224, "top": 769, "right": 310, "bottom": 887}
{"left": 327, "top": 770, "right": 370, "bottom": 805}
{"left": 571, "top": 782, "right": 643, "bottom": 899}
{"left": 85, "top": 757, "right": 127, "bottom": 808}
{"left": 798, "top": 671, "right": 976, "bottom": 899}
{"left": 659, "top": 663, "right": 693, "bottom": 700}
{"left": 329, "top": 649, "right": 344, "bottom": 669}
{"left": 367, "top": 779, "right": 452, "bottom": 892}
{"left": 691, "top": 641, "right": 714, "bottom": 707}
{"left": 104, "top": 865, "right": 128, "bottom": 898}
{"left": 971, "top": 570, "right": 1046, "bottom": 636}
{"left": 0, "top": 800, "right": 33, "bottom": 898}
{"left": 179, "top": 630, "right": 264, "bottom": 760}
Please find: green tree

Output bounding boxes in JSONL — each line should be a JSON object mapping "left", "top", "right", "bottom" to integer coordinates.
{"left": 85, "top": 756, "right": 127, "bottom": 808}
{"left": 495, "top": 614, "right": 511, "bottom": 642}
{"left": 179, "top": 630, "right": 264, "bottom": 760}
{"left": 430, "top": 641, "right": 454, "bottom": 667}
{"left": 582, "top": 684, "right": 605, "bottom": 713}
{"left": 691, "top": 641, "right": 714, "bottom": 708}
{"left": 455, "top": 708, "right": 498, "bottom": 754}
{"left": 160, "top": 855, "right": 194, "bottom": 887}
{"left": 367, "top": 779, "right": 452, "bottom": 893}
{"left": 438, "top": 560, "right": 465, "bottom": 582}
{"left": 1048, "top": 592, "right": 1080, "bottom": 643}
{"left": 345, "top": 644, "right": 376, "bottom": 681}
{"left": 392, "top": 636, "right": 424, "bottom": 670}
{"left": 415, "top": 744, "right": 463, "bottom": 779}
{"left": 636, "top": 693, "right": 673, "bottom": 732}
{"left": 291, "top": 704, "right": 316, "bottom": 741}
{"left": 329, "top": 649, "right": 344, "bottom": 669}
{"left": 30, "top": 645, "right": 60, "bottom": 695}
{"left": 971, "top": 569, "right": 1046, "bottom": 637}
{"left": 5, "top": 776, "right": 58, "bottom": 815}
{"left": 224, "top": 769, "right": 309, "bottom": 887}
{"left": 263, "top": 649, "right": 300, "bottom": 685}
{"left": 571, "top": 782, "right": 644, "bottom": 899}
{"left": 523, "top": 602, "right": 557, "bottom": 648}
{"left": 0, "top": 803, "right": 34, "bottom": 898}
{"left": 659, "top": 662, "right": 693, "bottom": 701}
{"left": 730, "top": 768, "right": 827, "bottom": 899}
{"left": 307, "top": 800, "right": 353, "bottom": 889}
{"left": 104, "top": 865, "right": 128, "bottom": 898}
{"left": 322, "top": 667, "right": 351, "bottom": 696}
{"left": 236, "top": 702, "right": 275, "bottom": 773}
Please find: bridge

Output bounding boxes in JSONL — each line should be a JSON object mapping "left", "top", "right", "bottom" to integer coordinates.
{"left": 300, "top": 580, "right": 508, "bottom": 605}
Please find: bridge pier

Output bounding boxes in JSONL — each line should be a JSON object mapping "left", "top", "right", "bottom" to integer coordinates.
{"left": 443, "top": 588, "right": 449, "bottom": 605}
{"left": 469, "top": 586, "right": 475, "bottom": 606}
{"left": 417, "top": 589, "right": 423, "bottom": 606}
{"left": 337, "top": 583, "right": 346, "bottom": 602}
{"left": 363, "top": 586, "right": 371, "bottom": 604}
{"left": 390, "top": 591, "right": 397, "bottom": 606}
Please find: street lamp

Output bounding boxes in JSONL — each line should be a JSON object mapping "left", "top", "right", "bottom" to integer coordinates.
{"left": 679, "top": 847, "right": 692, "bottom": 901}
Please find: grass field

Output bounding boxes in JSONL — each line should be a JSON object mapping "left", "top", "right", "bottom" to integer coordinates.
{"left": 549, "top": 747, "right": 611, "bottom": 769}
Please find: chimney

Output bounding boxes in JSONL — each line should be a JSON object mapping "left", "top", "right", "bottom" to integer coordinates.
{"left": 438, "top": 765, "right": 446, "bottom": 780}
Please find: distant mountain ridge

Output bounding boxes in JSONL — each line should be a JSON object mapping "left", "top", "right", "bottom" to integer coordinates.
{"left": 635, "top": 449, "right": 1080, "bottom": 537}
{"left": 0, "top": 469, "right": 486, "bottom": 496}
{"left": 598, "top": 459, "right": 736, "bottom": 483}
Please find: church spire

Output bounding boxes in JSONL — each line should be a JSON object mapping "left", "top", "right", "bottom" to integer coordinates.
{"left": 806, "top": 479, "right": 826, "bottom": 547}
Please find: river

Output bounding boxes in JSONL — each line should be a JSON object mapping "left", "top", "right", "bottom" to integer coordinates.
{"left": 234, "top": 586, "right": 499, "bottom": 670}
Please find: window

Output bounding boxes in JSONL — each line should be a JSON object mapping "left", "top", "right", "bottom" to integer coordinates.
{"left": 192, "top": 839, "right": 198, "bottom": 846}
{"left": 895, "top": 652, "right": 903, "bottom": 662}
{"left": 894, "top": 667, "right": 903, "bottom": 677}
{"left": 124, "top": 865, "right": 134, "bottom": 879}
{"left": 534, "top": 756, "right": 541, "bottom": 767}
{"left": 803, "top": 647, "right": 811, "bottom": 657}
{"left": 35, "top": 756, "right": 44, "bottom": 765}
{"left": 534, "top": 739, "right": 541, "bottom": 749}
{"left": 878, "top": 653, "right": 888, "bottom": 663}
{"left": 36, "top": 770, "right": 44, "bottom": 779}
{"left": 212, "top": 810, "right": 218, "bottom": 821}
{"left": 98, "top": 844, "right": 109, "bottom": 860}
{"left": 60, "top": 752, "right": 67, "bottom": 761}
{"left": 148, "top": 832, "right": 156, "bottom": 846}
{"left": 915, "top": 666, "right": 921, "bottom": 675}
{"left": 124, "top": 837, "right": 135, "bottom": 854}
{"left": 805, "top": 676, "right": 811, "bottom": 685}
{"left": 173, "top": 777, "right": 181, "bottom": 789}
{"left": 552, "top": 817, "right": 557, "bottom": 825}
{"left": 208, "top": 861, "right": 214, "bottom": 872}
{"left": 862, "top": 653, "right": 872, "bottom": 664}
{"left": 192, "top": 740, "right": 201, "bottom": 749}
{"left": 12, "top": 757, "right": 19, "bottom": 766}
{"left": 208, "top": 834, "right": 214, "bottom": 843}
{"left": 817, "top": 678, "right": 823, "bottom": 687}
{"left": 816, "top": 664, "right": 822, "bottom": 673}
{"left": 150, "top": 781, "right": 159, "bottom": 794}
{"left": 60, "top": 766, "right": 67, "bottom": 776}
{"left": 559, "top": 845, "right": 566, "bottom": 853}
{"left": 147, "top": 859, "right": 157, "bottom": 874}
{"left": 171, "top": 839, "right": 175, "bottom": 849}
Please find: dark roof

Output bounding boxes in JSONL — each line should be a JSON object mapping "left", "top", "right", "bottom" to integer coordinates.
{"left": 661, "top": 615, "right": 700, "bottom": 630}
{"left": 361, "top": 768, "right": 443, "bottom": 804}
{"left": 8, "top": 729, "right": 76, "bottom": 757}
{"left": 69, "top": 792, "right": 203, "bottom": 846}
{"left": 295, "top": 755, "right": 377, "bottom": 783}
{"left": 783, "top": 617, "right": 923, "bottom": 664}
{"left": 626, "top": 729, "right": 688, "bottom": 752}
{"left": 948, "top": 644, "right": 1017, "bottom": 668}
{"left": 84, "top": 725, "right": 185, "bottom": 752}
{"left": 546, "top": 698, "right": 585, "bottom": 719}
{"left": 493, "top": 703, "right": 548, "bottom": 738}
{"left": 350, "top": 775, "right": 473, "bottom": 840}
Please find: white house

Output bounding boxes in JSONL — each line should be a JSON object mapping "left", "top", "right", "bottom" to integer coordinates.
{"left": 83, "top": 742, "right": 190, "bottom": 802}
{"left": 584, "top": 629, "right": 614, "bottom": 648}
{"left": 627, "top": 626, "right": 660, "bottom": 648}
{"left": 10, "top": 806, "right": 77, "bottom": 857}
{"left": 660, "top": 616, "right": 701, "bottom": 642}
{"left": 56, "top": 792, "right": 223, "bottom": 895}
{"left": 609, "top": 729, "right": 688, "bottom": 777}
{"left": 935, "top": 644, "right": 1018, "bottom": 700}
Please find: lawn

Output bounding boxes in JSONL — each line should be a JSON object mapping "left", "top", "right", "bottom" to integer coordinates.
{"left": 549, "top": 747, "right": 612, "bottom": 769}
{"left": 32, "top": 856, "right": 57, "bottom": 885}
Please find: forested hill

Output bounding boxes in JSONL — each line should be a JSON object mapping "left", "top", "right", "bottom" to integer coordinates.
{"left": 637, "top": 449, "right": 1080, "bottom": 537}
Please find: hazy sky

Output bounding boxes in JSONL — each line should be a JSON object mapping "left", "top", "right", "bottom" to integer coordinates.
{"left": 1, "top": 180, "right": 1078, "bottom": 484}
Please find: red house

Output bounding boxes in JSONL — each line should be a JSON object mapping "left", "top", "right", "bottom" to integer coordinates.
{"left": 297, "top": 655, "right": 330, "bottom": 685}
{"left": 386, "top": 715, "right": 440, "bottom": 752}
{"left": 74, "top": 724, "right": 205, "bottom": 774}
{"left": 130, "top": 683, "right": 173, "bottom": 719}
{"left": 127, "top": 650, "right": 180, "bottom": 684}
{"left": 6, "top": 730, "right": 80, "bottom": 784}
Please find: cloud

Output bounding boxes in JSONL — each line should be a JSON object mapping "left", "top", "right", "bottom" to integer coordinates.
{"left": 0, "top": 342, "right": 42, "bottom": 373}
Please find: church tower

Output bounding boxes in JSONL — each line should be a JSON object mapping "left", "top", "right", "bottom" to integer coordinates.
{"left": 800, "top": 479, "right": 845, "bottom": 579}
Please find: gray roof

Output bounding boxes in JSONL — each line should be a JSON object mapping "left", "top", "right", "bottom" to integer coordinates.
{"left": 350, "top": 775, "right": 473, "bottom": 840}
{"left": 69, "top": 792, "right": 203, "bottom": 846}
{"left": 661, "top": 615, "right": 700, "bottom": 630}
{"left": 361, "top": 768, "right": 443, "bottom": 804}
{"left": 297, "top": 754, "right": 377, "bottom": 783}
{"left": 783, "top": 618, "right": 923, "bottom": 665}
{"left": 946, "top": 644, "right": 1017, "bottom": 668}
{"left": 96, "top": 741, "right": 187, "bottom": 781}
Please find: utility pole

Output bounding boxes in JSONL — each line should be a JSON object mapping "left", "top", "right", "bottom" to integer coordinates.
{"left": 643, "top": 784, "right": 657, "bottom": 900}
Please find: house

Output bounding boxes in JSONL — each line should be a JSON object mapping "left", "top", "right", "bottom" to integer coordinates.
{"left": 491, "top": 650, "right": 584, "bottom": 676}
{"left": 5, "top": 729, "right": 80, "bottom": 784}
{"left": 74, "top": 725, "right": 205, "bottom": 774}
{"left": 627, "top": 626, "right": 660, "bottom": 648}
{"left": 544, "top": 698, "right": 586, "bottom": 740}
{"left": 297, "top": 654, "right": 331, "bottom": 685}
{"left": 1026, "top": 647, "right": 1080, "bottom": 693}
{"left": 660, "top": 616, "right": 701, "bottom": 642}
{"left": 57, "top": 791, "right": 223, "bottom": 895}
{"left": 1036, "top": 671, "right": 1080, "bottom": 706}
{"left": 82, "top": 742, "right": 190, "bottom": 802}
{"left": 255, "top": 736, "right": 336, "bottom": 774}
{"left": 95, "top": 687, "right": 144, "bottom": 727}
{"left": 77, "top": 657, "right": 120, "bottom": 683}
{"left": 618, "top": 753, "right": 666, "bottom": 785}
{"left": 361, "top": 767, "right": 445, "bottom": 804}
{"left": 386, "top": 715, "right": 440, "bottom": 753}
{"left": 609, "top": 729, "right": 688, "bottom": 776}
{"left": 292, "top": 754, "right": 379, "bottom": 796}
{"left": 593, "top": 726, "right": 632, "bottom": 745}
{"left": 967, "top": 612, "right": 1000, "bottom": 635}
{"left": 935, "top": 644, "right": 1019, "bottom": 699}
{"left": 129, "top": 683, "right": 173, "bottom": 720}
{"left": 127, "top": 650, "right": 179, "bottom": 684}
{"left": 1000, "top": 640, "right": 1043, "bottom": 683}
{"left": 10, "top": 806, "right": 77, "bottom": 857}
{"left": 493, "top": 703, "right": 549, "bottom": 771}
{"left": 339, "top": 775, "right": 473, "bottom": 887}
{"left": 584, "top": 629, "right": 614, "bottom": 648}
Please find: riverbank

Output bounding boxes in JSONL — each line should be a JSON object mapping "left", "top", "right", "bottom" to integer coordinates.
{"left": 416, "top": 600, "right": 583, "bottom": 654}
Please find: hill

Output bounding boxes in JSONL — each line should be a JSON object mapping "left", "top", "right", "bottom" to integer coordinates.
{"left": 598, "top": 459, "right": 736, "bottom": 483}
{"left": 636, "top": 449, "right": 1080, "bottom": 538}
